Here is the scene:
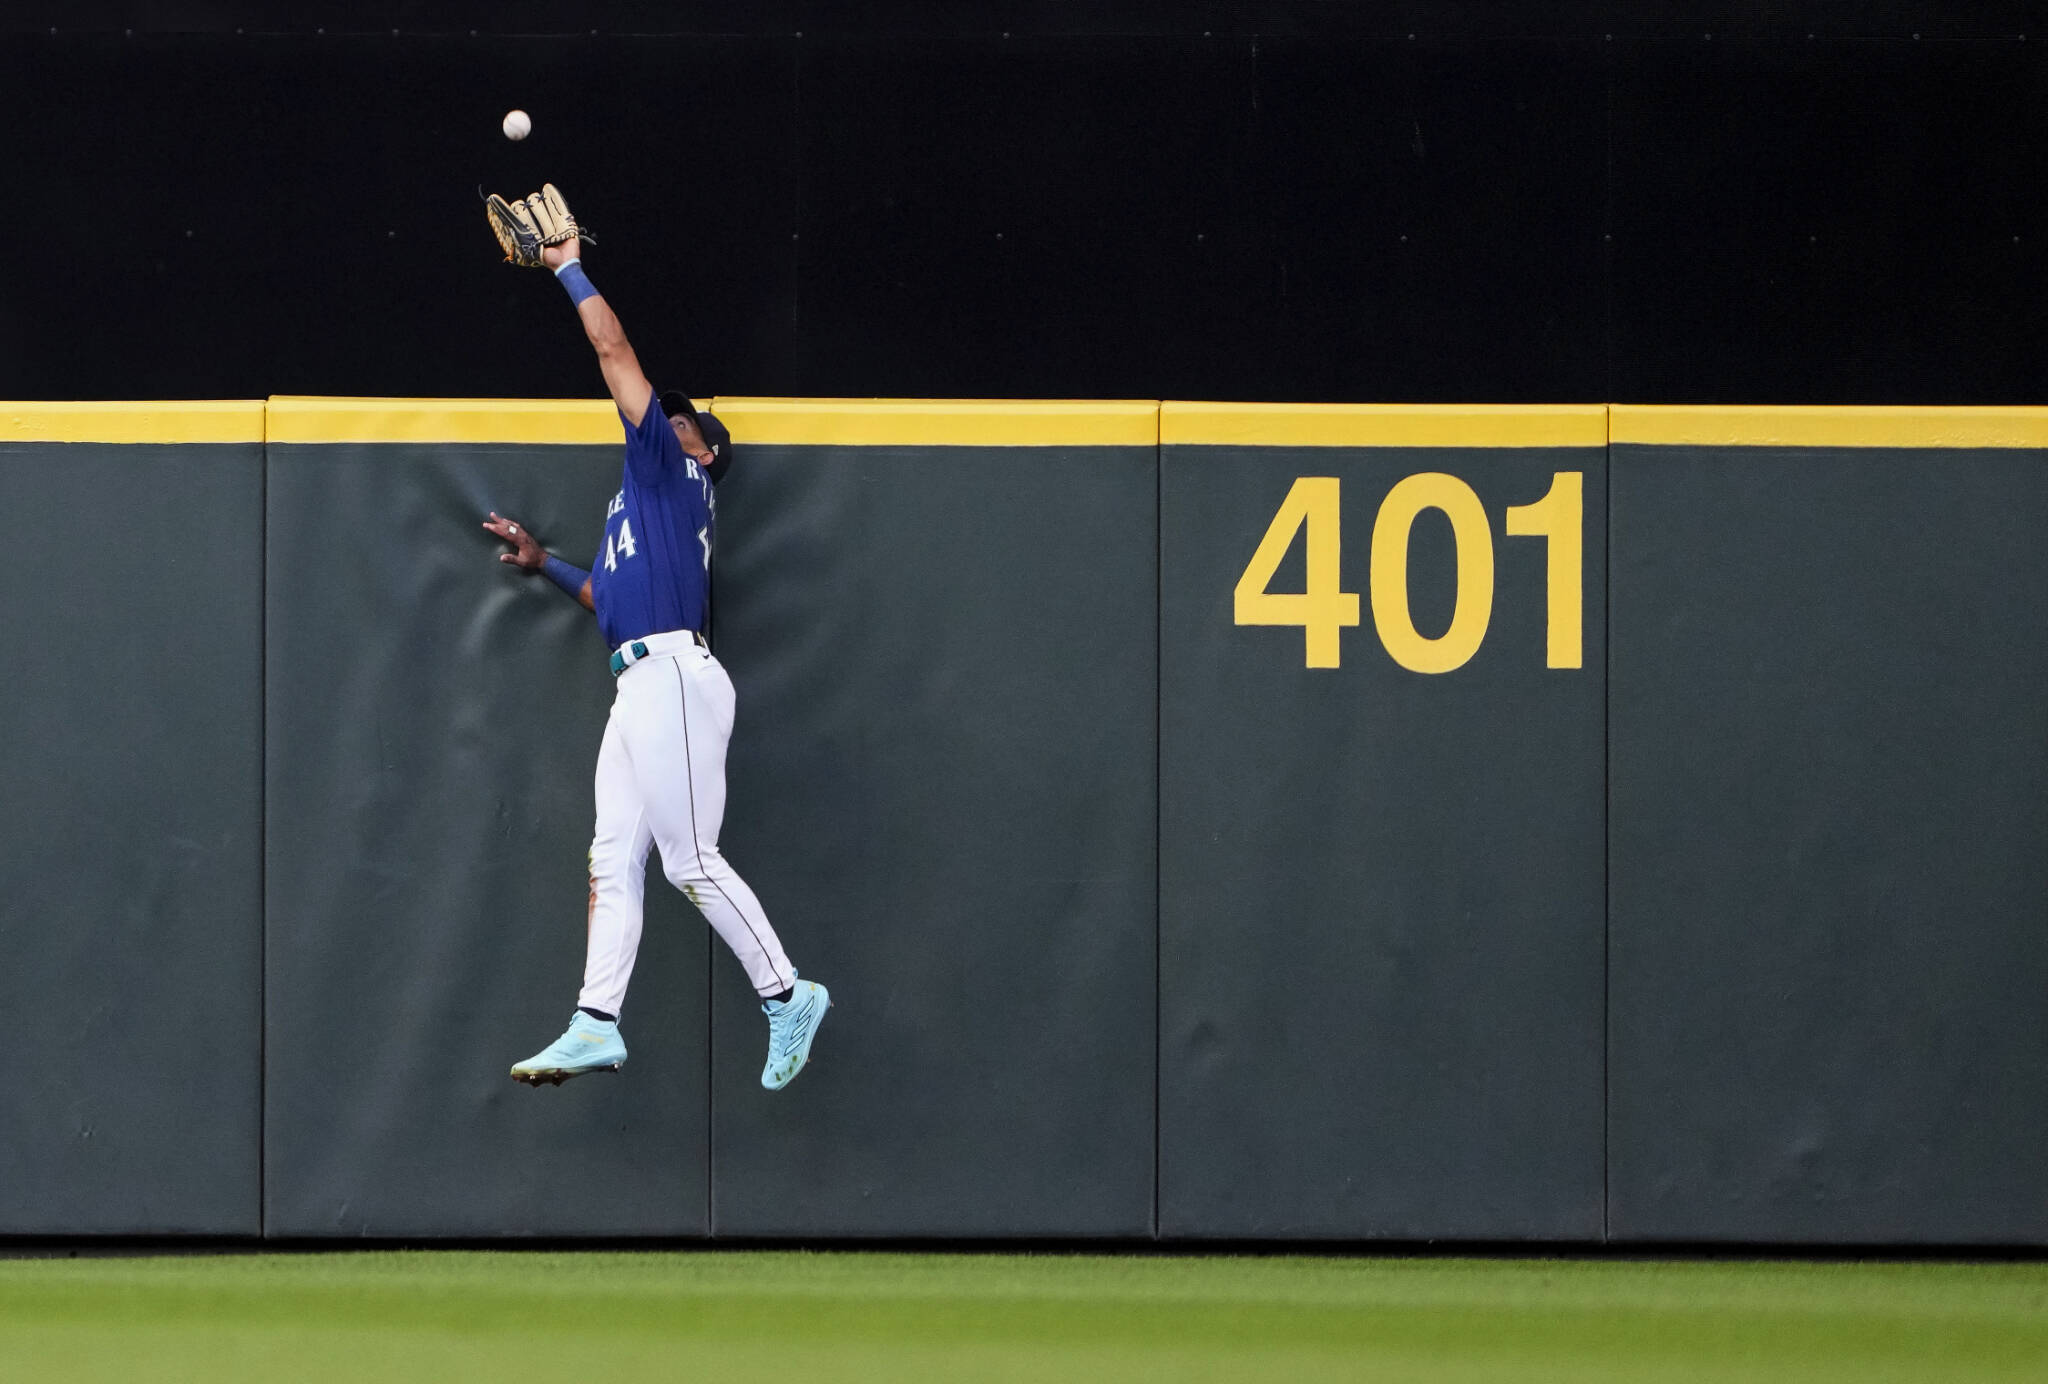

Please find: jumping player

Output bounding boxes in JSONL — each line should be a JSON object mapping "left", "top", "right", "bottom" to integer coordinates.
{"left": 482, "top": 198, "right": 828, "bottom": 1091}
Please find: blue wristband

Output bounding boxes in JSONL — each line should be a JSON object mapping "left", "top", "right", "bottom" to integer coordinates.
{"left": 554, "top": 258, "right": 598, "bottom": 306}
{"left": 542, "top": 554, "right": 589, "bottom": 599}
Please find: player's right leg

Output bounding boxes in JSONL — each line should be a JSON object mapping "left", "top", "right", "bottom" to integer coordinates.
{"left": 511, "top": 716, "right": 650, "bottom": 1085}
{"left": 580, "top": 716, "right": 656, "bottom": 1016}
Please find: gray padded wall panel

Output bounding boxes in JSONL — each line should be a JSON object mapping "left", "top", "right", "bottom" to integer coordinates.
{"left": 707, "top": 444, "right": 1157, "bottom": 1237}
{"left": 263, "top": 441, "right": 710, "bottom": 1237}
{"left": 1608, "top": 445, "right": 2048, "bottom": 1244}
{"left": 1160, "top": 445, "right": 1607, "bottom": 1240}
{"left": 0, "top": 441, "right": 262, "bottom": 1234}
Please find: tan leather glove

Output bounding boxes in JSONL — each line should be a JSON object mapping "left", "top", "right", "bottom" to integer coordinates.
{"left": 483, "top": 182, "right": 594, "bottom": 266}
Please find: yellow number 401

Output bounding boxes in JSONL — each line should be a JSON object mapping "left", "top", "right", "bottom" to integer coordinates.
{"left": 1235, "top": 472, "right": 1583, "bottom": 672}
{"left": 1232, "top": 477, "right": 1361, "bottom": 668}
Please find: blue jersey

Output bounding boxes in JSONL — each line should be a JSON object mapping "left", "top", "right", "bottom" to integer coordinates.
{"left": 590, "top": 394, "right": 715, "bottom": 650}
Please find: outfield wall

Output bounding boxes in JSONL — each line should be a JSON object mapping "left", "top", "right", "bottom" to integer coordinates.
{"left": 0, "top": 403, "right": 265, "bottom": 1235}
{"left": 0, "top": 399, "right": 2042, "bottom": 1244}
{"left": 1605, "top": 407, "right": 2048, "bottom": 1244}
{"left": 1159, "top": 406, "right": 1610, "bottom": 1239}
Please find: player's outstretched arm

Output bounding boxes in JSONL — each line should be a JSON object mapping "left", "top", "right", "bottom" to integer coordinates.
{"left": 542, "top": 236, "right": 655, "bottom": 427}
{"left": 484, "top": 511, "right": 595, "bottom": 613}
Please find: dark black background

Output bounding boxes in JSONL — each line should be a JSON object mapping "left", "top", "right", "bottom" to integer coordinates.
{"left": 5, "top": 3, "right": 2043, "bottom": 402}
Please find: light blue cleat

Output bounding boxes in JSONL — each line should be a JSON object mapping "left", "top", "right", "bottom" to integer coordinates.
{"left": 761, "top": 979, "right": 830, "bottom": 1090}
{"left": 511, "top": 1011, "right": 627, "bottom": 1086}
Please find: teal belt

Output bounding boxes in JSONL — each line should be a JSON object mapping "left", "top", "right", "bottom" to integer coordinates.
{"left": 609, "top": 631, "right": 706, "bottom": 677}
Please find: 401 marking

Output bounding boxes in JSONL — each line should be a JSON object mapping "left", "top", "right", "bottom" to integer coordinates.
{"left": 1234, "top": 472, "right": 1582, "bottom": 672}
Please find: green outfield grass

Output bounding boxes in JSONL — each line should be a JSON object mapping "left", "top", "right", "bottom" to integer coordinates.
{"left": 0, "top": 1249, "right": 2043, "bottom": 1383}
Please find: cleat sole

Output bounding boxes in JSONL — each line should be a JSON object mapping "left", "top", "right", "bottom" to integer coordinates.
{"left": 510, "top": 1061, "right": 623, "bottom": 1087}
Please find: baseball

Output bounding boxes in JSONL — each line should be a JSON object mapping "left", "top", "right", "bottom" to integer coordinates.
{"left": 502, "top": 109, "right": 531, "bottom": 141}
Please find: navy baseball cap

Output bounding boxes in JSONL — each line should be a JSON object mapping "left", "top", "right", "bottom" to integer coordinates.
{"left": 659, "top": 389, "right": 733, "bottom": 483}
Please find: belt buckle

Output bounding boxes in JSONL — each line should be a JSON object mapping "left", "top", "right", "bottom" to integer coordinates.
{"left": 609, "top": 639, "right": 651, "bottom": 678}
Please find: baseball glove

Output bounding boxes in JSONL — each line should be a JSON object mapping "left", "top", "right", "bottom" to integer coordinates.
{"left": 483, "top": 182, "right": 595, "bottom": 267}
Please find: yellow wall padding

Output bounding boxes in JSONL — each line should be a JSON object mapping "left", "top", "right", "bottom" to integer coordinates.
{"left": 1160, "top": 402, "right": 1610, "bottom": 448}
{"left": 0, "top": 400, "right": 267, "bottom": 444}
{"left": 9, "top": 400, "right": 2047, "bottom": 449}
{"left": 264, "top": 397, "right": 625, "bottom": 445}
{"left": 707, "top": 397, "right": 1161, "bottom": 447}
{"left": 1610, "top": 405, "right": 2048, "bottom": 448}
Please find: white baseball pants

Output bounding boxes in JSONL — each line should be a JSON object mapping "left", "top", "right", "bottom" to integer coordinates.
{"left": 578, "top": 630, "right": 795, "bottom": 1015}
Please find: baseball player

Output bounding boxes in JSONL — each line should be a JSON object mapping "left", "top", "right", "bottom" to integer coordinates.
{"left": 479, "top": 184, "right": 828, "bottom": 1090}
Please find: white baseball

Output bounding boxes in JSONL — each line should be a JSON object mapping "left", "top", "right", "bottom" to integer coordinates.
{"left": 502, "top": 109, "right": 532, "bottom": 141}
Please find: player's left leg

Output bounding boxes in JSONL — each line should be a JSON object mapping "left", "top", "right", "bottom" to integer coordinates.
{"left": 621, "top": 643, "right": 828, "bottom": 1088}
{"left": 622, "top": 646, "right": 795, "bottom": 993}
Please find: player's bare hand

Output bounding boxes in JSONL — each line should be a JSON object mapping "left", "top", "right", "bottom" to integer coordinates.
{"left": 540, "top": 235, "right": 581, "bottom": 270}
{"left": 484, "top": 511, "right": 548, "bottom": 570}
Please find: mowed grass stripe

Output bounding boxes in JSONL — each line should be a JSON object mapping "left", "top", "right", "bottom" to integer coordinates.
{"left": 0, "top": 1251, "right": 2043, "bottom": 1383}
